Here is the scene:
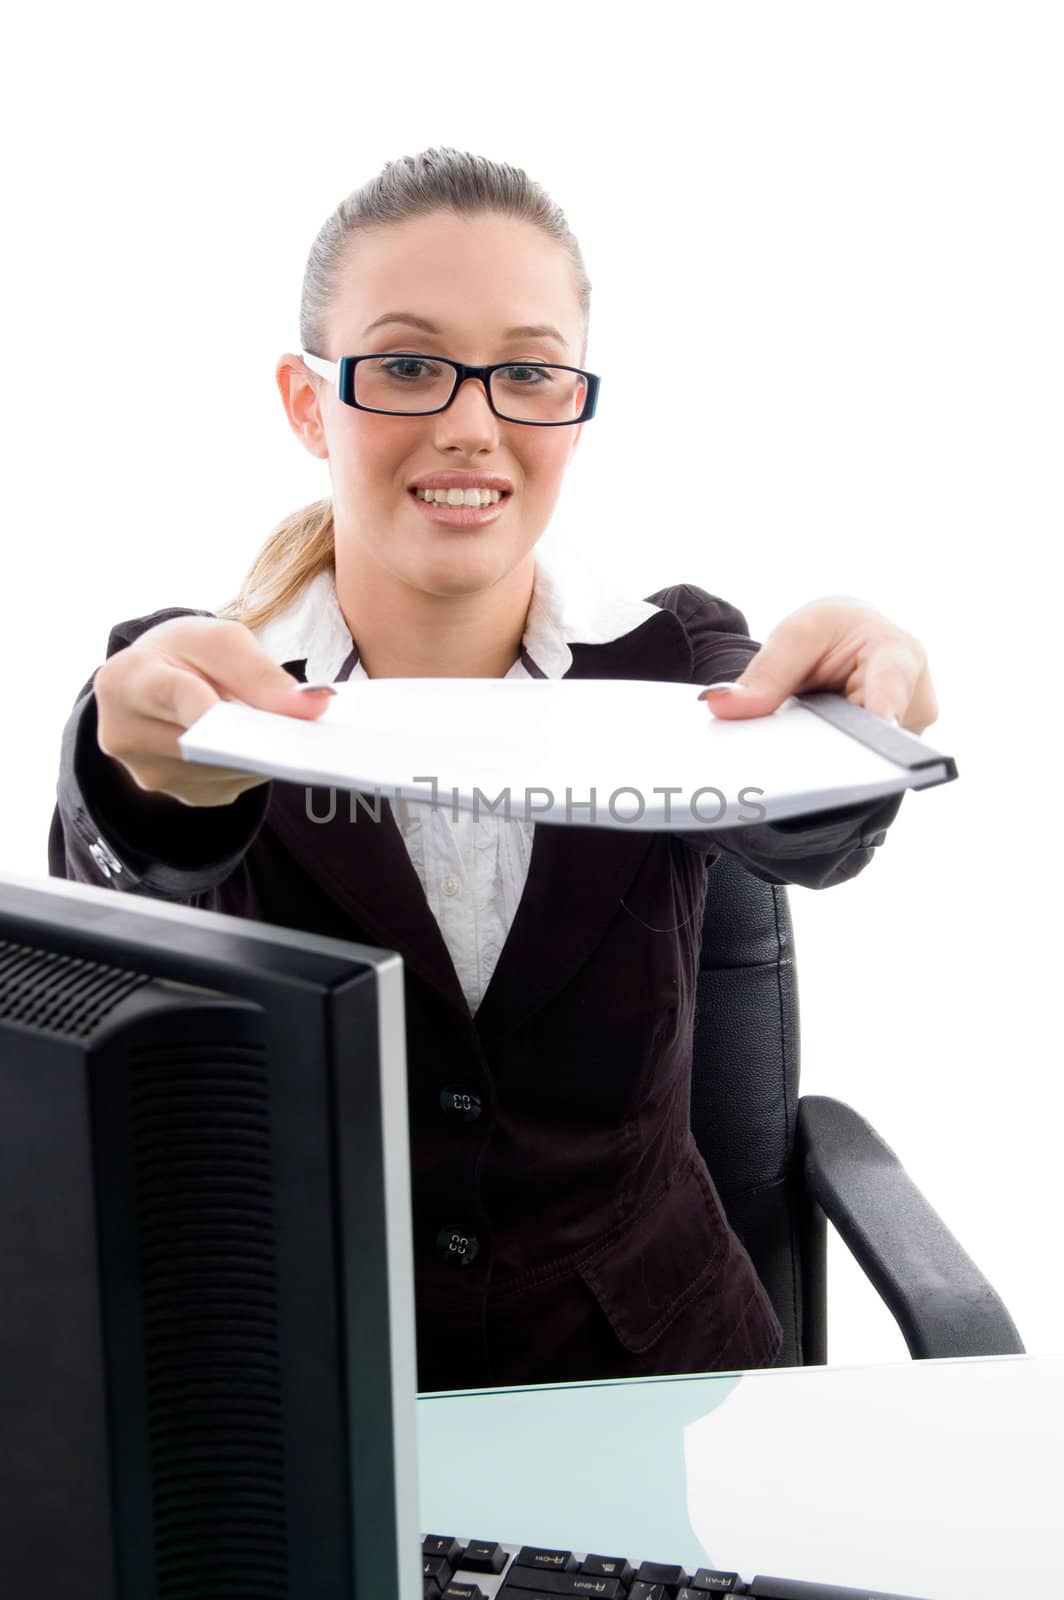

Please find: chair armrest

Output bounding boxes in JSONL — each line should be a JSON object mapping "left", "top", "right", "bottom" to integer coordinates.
{"left": 797, "top": 1095, "right": 1025, "bottom": 1359}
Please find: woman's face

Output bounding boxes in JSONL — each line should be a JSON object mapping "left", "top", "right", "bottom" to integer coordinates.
{"left": 290, "top": 210, "right": 587, "bottom": 600}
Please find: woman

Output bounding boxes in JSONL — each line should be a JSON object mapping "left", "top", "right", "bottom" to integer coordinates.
{"left": 49, "top": 147, "right": 937, "bottom": 1391}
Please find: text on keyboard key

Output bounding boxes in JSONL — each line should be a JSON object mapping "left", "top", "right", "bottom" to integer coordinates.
{"left": 514, "top": 1546, "right": 578, "bottom": 1573}
{"left": 581, "top": 1555, "right": 634, "bottom": 1584}
{"left": 500, "top": 1569, "right": 623, "bottom": 1598}
{"left": 457, "top": 1541, "right": 508, "bottom": 1574}
{"left": 424, "top": 1536, "right": 463, "bottom": 1563}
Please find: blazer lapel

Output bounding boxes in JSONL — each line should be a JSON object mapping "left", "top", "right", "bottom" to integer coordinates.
{"left": 267, "top": 781, "right": 472, "bottom": 1017}
{"left": 272, "top": 653, "right": 471, "bottom": 1017}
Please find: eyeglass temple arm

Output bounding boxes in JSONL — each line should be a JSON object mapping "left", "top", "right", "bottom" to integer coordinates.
{"left": 301, "top": 352, "right": 338, "bottom": 384}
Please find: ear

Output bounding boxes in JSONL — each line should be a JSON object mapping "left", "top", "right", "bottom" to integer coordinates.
{"left": 276, "top": 354, "right": 329, "bottom": 460}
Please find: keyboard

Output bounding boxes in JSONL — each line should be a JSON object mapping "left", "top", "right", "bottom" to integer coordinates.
{"left": 421, "top": 1536, "right": 933, "bottom": 1599}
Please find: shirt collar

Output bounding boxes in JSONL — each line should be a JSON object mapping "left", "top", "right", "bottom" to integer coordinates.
{"left": 249, "top": 553, "right": 660, "bottom": 684}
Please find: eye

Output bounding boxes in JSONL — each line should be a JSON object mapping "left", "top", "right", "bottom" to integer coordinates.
{"left": 378, "top": 357, "right": 441, "bottom": 380}
{"left": 496, "top": 363, "right": 552, "bottom": 384}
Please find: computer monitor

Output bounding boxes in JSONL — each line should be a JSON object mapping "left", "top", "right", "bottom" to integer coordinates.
{"left": 0, "top": 870, "right": 420, "bottom": 1600}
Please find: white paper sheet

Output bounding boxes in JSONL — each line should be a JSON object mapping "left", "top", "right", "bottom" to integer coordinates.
{"left": 683, "top": 1356, "right": 1060, "bottom": 1598}
{"left": 178, "top": 677, "right": 941, "bottom": 831}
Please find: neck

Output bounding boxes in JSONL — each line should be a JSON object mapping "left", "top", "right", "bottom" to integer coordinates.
{"left": 333, "top": 546, "right": 537, "bottom": 679}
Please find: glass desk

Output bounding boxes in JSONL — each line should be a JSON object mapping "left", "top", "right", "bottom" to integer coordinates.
{"left": 418, "top": 1353, "right": 1060, "bottom": 1600}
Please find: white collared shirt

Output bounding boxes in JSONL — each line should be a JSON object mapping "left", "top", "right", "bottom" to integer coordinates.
{"left": 251, "top": 557, "right": 658, "bottom": 1016}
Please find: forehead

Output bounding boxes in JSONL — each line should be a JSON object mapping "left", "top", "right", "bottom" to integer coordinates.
{"left": 327, "top": 210, "right": 583, "bottom": 351}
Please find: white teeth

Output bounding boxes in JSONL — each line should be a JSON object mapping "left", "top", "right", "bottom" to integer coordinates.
{"left": 414, "top": 487, "right": 503, "bottom": 507}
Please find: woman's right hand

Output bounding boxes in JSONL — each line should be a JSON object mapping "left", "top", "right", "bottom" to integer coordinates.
{"left": 93, "top": 615, "right": 333, "bottom": 808}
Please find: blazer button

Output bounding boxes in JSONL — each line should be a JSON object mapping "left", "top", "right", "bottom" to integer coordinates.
{"left": 439, "top": 1085, "right": 483, "bottom": 1121}
{"left": 436, "top": 1228, "right": 480, "bottom": 1266}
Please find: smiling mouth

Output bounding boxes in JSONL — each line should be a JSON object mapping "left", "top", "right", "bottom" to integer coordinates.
{"left": 406, "top": 490, "right": 513, "bottom": 531}
{"left": 409, "top": 487, "right": 511, "bottom": 507}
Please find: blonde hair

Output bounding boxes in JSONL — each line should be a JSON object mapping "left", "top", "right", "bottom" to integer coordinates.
{"left": 215, "top": 147, "right": 592, "bottom": 632}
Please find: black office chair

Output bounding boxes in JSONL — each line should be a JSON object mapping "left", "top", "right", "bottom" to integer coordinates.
{"left": 690, "top": 850, "right": 1025, "bottom": 1367}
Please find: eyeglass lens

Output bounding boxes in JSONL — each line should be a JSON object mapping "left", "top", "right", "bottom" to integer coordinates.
{"left": 354, "top": 357, "right": 587, "bottom": 422}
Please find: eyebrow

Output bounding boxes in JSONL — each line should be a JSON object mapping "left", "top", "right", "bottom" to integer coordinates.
{"left": 362, "top": 311, "right": 568, "bottom": 347}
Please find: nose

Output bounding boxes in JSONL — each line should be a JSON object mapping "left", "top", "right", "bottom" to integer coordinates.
{"left": 432, "top": 373, "right": 501, "bottom": 450}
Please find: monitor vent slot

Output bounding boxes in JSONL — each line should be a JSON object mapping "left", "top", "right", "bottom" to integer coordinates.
{"left": 128, "top": 1041, "right": 289, "bottom": 1597}
{"left": 0, "top": 939, "right": 149, "bottom": 1037}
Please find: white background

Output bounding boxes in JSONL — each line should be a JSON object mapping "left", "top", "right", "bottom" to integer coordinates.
{"left": 3, "top": 2, "right": 1061, "bottom": 1365}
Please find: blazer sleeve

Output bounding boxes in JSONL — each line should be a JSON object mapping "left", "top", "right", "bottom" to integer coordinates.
{"left": 649, "top": 583, "right": 906, "bottom": 891}
{"left": 47, "top": 607, "right": 272, "bottom": 902}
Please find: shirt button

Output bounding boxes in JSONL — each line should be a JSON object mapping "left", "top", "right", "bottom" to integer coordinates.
{"left": 440, "top": 873, "right": 460, "bottom": 897}
{"left": 440, "top": 1085, "right": 483, "bottom": 1122}
{"left": 436, "top": 1228, "right": 480, "bottom": 1266}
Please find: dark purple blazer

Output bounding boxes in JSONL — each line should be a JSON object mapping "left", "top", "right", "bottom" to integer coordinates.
{"left": 48, "top": 583, "right": 903, "bottom": 1391}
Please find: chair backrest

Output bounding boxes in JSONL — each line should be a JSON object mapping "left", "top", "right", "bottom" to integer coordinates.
{"left": 690, "top": 850, "right": 810, "bottom": 1365}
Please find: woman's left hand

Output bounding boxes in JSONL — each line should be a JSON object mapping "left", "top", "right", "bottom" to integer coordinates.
{"left": 700, "top": 597, "right": 939, "bottom": 735}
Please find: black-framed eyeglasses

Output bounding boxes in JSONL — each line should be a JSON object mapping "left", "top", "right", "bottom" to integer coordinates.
{"left": 301, "top": 351, "right": 599, "bottom": 426}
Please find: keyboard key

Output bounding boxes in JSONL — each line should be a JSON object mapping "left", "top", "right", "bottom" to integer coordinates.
{"left": 628, "top": 1584, "right": 669, "bottom": 1600}
{"left": 679, "top": 1588, "right": 746, "bottom": 1599}
{"left": 424, "top": 1536, "right": 463, "bottom": 1565}
{"left": 514, "top": 1546, "right": 578, "bottom": 1574}
{"left": 500, "top": 1570, "right": 624, "bottom": 1598}
{"left": 581, "top": 1555, "right": 634, "bottom": 1584}
{"left": 457, "top": 1541, "right": 507, "bottom": 1574}
{"left": 688, "top": 1572, "right": 744, "bottom": 1592}
{"left": 424, "top": 1554, "right": 454, "bottom": 1587}
{"left": 636, "top": 1560, "right": 691, "bottom": 1588}
{"left": 441, "top": 1584, "right": 488, "bottom": 1600}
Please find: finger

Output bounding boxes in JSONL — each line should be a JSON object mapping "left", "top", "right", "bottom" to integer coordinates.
{"left": 698, "top": 655, "right": 802, "bottom": 720}
{"left": 140, "top": 618, "right": 334, "bottom": 721}
{"left": 698, "top": 680, "right": 778, "bottom": 720}
{"left": 121, "top": 751, "right": 267, "bottom": 801}
{"left": 701, "top": 612, "right": 838, "bottom": 720}
{"left": 159, "top": 766, "right": 270, "bottom": 804}
{"left": 905, "top": 660, "right": 940, "bottom": 733}
{"left": 860, "top": 643, "right": 923, "bottom": 723}
{"left": 128, "top": 653, "right": 221, "bottom": 731}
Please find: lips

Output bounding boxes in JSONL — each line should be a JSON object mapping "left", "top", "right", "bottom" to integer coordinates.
{"left": 408, "top": 490, "right": 510, "bottom": 528}
{"left": 407, "top": 472, "right": 515, "bottom": 494}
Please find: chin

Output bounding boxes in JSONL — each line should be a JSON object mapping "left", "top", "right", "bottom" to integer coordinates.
{"left": 405, "top": 540, "right": 529, "bottom": 597}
